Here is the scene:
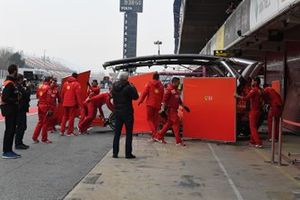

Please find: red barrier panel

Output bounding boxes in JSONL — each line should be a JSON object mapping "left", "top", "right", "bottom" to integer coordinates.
{"left": 56, "top": 71, "right": 91, "bottom": 123}
{"left": 128, "top": 73, "right": 154, "bottom": 134}
{"left": 183, "top": 78, "right": 236, "bottom": 142}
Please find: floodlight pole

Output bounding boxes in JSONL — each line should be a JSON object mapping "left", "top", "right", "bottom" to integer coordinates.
{"left": 154, "top": 40, "right": 162, "bottom": 55}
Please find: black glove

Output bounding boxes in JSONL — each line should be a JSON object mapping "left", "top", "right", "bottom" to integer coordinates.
{"left": 183, "top": 106, "right": 190, "bottom": 113}
{"left": 159, "top": 110, "right": 168, "bottom": 119}
{"left": 47, "top": 110, "right": 54, "bottom": 117}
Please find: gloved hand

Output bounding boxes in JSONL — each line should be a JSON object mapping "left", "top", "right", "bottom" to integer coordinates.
{"left": 159, "top": 110, "right": 167, "bottom": 119}
{"left": 47, "top": 110, "right": 54, "bottom": 117}
{"left": 159, "top": 104, "right": 166, "bottom": 114}
{"left": 159, "top": 104, "right": 167, "bottom": 118}
{"left": 183, "top": 105, "right": 190, "bottom": 112}
{"left": 85, "top": 97, "right": 90, "bottom": 103}
{"left": 234, "top": 93, "right": 241, "bottom": 98}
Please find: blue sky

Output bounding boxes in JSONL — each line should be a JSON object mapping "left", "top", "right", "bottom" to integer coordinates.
{"left": 0, "top": 0, "right": 174, "bottom": 72}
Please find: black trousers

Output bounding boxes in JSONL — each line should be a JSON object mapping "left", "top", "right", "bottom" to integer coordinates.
{"left": 15, "top": 111, "right": 27, "bottom": 146}
{"left": 113, "top": 113, "right": 134, "bottom": 156}
{"left": 3, "top": 112, "right": 17, "bottom": 153}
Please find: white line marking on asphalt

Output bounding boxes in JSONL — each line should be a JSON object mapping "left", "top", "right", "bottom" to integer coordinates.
{"left": 208, "top": 143, "right": 244, "bottom": 200}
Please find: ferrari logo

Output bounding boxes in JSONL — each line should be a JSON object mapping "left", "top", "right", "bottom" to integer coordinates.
{"left": 39, "top": 92, "right": 43, "bottom": 96}
{"left": 204, "top": 96, "right": 213, "bottom": 101}
{"left": 67, "top": 85, "right": 71, "bottom": 90}
{"left": 154, "top": 89, "right": 159, "bottom": 94}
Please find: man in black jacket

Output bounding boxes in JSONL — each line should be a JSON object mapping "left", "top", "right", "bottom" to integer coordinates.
{"left": 15, "top": 74, "right": 31, "bottom": 150}
{"left": 111, "top": 72, "right": 139, "bottom": 159}
{"left": 1, "top": 64, "right": 21, "bottom": 159}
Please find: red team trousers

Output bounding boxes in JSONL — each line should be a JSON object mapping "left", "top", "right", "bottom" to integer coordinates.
{"left": 32, "top": 104, "right": 49, "bottom": 142}
{"left": 61, "top": 106, "right": 77, "bottom": 135}
{"left": 249, "top": 111, "right": 262, "bottom": 145}
{"left": 79, "top": 103, "right": 97, "bottom": 133}
{"left": 146, "top": 106, "right": 160, "bottom": 137}
{"left": 156, "top": 108, "right": 182, "bottom": 143}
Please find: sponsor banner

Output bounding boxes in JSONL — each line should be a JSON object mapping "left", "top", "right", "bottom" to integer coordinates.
{"left": 200, "top": 46, "right": 207, "bottom": 55}
{"left": 206, "top": 40, "right": 212, "bottom": 55}
{"left": 250, "top": 0, "right": 280, "bottom": 30}
{"left": 224, "top": 0, "right": 250, "bottom": 48}
{"left": 215, "top": 25, "right": 225, "bottom": 50}
{"left": 278, "top": 0, "right": 299, "bottom": 11}
{"left": 209, "top": 35, "right": 217, "bottom": 55}
{"left": 201, "top": 0, "right": 299, "bottom": 52}
{"left": 120, "top": 0, "right": 143, "bottom": 13}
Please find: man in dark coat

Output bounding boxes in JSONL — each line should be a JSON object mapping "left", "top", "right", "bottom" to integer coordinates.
{"left": 1, "top": 64, "right": 20, "bottom": 159}
{"left": 111, "top": 72, "right": 139, "bottom": 159}
{"left": 15, "top": 74, "right": 31, "bottom": 150}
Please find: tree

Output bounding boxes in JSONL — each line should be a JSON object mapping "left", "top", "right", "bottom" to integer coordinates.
{"left": 0, "top": 48, "right": 13, "bottom": 69}
{"left": 8, "top": 52, "right": 25, "bottom": 68}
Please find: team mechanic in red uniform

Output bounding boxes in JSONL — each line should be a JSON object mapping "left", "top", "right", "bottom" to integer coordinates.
{"left": 79, "top": 80, "right": 101, "bottom": 126}
{"left": 47, "top": 78, "right": 61, "bottom": 132}
{"left": 138, "top": 73, "right": 164, "bottom": 140}
{"left": 78, "top": 92, "right": 114, "bottom": 134}
{"left": 236, "top": 77, "right": 263, "bottom": 148}
{"left": 263, "top": 85, "right": 283, "bottom": 141}
{"left": 60, "top": 73, "right": 83, "bottom": 136}
{"left": 87, "top": 80, "right": 100, "bottom": 97}
{"left": 154, "top": 77, "right": 190, "bottom": 146}
{"left": 32, "top": 77, "right": 53, "bottom": 144}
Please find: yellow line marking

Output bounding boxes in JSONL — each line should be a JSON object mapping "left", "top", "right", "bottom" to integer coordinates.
{"left": 254, "top": 149, "right": 300, "bottom": 187}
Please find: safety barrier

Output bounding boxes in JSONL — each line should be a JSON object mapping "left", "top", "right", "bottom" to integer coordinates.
{"left": 270, "top": 117, "right": 284, "bottom": 166}
{"left": 270, "top": 116, "right": 300, "bottom": 166}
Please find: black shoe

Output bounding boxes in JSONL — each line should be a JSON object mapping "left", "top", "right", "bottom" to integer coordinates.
{"left": 112, "top": 154, "right": 118, "bottom": 158}
{"left": 22, "top": 144, "right": 30, "bottom": 149}
{"left": 125, "top": 154, "right": 136, "bottom": 159}
{"left": 15, "top": 144, "right": 29, "bottom": 150}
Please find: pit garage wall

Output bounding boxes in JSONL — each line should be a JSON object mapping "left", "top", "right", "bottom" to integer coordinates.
{"left": 200, "top": 0, "right": 300, "bottom": 55}
{"left": 264, "top": 42, "right": 300, "bottom": 133}
{"left": 283, "top": 42, "right": 300, "bottom": 133}
{"left": 198, "top": 0, "right": 300, "bottom": 133}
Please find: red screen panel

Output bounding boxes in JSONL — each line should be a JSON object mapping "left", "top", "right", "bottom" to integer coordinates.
{"left": 128, "top": 73, "right": 154, "bottom": 134}
{"left": 183, "top": 78, "right": 236, "bottom": 142}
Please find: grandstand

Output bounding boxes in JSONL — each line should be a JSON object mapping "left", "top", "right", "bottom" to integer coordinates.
{"left": 22, "top": 56, "right": 74, "bottom": 81}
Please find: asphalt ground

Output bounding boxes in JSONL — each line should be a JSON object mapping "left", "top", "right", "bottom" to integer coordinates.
{"left": 65, "top": 135, "right": 300, "bottom": 200}
{"left": 0, "top": 106, "right": 114, "bottom": 200}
